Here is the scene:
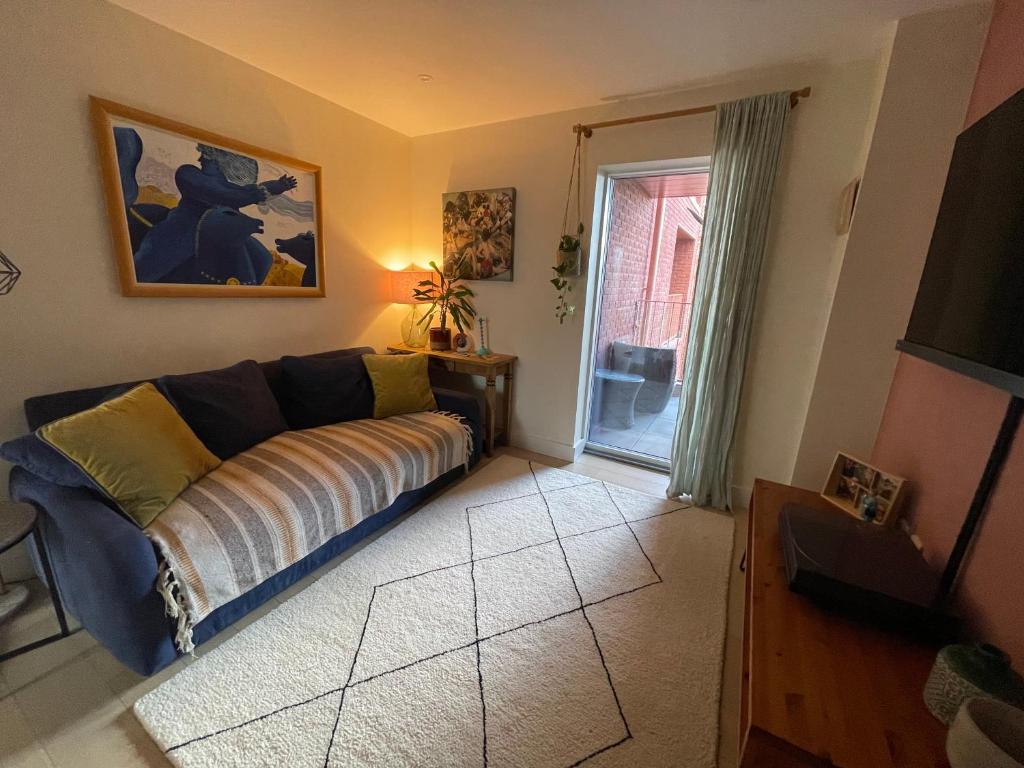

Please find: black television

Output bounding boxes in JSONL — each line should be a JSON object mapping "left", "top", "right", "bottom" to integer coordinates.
{"left": 897, "top": 87, "right": 1024, "bottom": 397}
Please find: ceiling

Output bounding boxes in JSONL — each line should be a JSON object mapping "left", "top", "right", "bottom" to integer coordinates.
{"left": 636, "top": 173, "right": 710, "bottom": 199}
{"left": 109, "top": 0, "right": 976, "bottom": 137}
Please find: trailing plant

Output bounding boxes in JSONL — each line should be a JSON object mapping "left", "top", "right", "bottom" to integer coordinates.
{"left": 551, "top": 259, "right": 576, "bottom": 324}
{"left": 558, "top": 234, "right": 580, "bottom": 252}
{"left": 413, "top": 258, "right": 477, "bottom": 333}
{"left": 552, "top": 222, "right": 584, "bottom": 324}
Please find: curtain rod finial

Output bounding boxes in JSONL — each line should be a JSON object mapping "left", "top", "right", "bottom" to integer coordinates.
{"left": 573, "top": 123, "right": 593, "bottom": 138}
{"left": 790, "top": 86, "right": 812, "bottom": 108}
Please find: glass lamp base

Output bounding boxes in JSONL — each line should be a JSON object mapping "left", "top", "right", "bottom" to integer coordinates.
{"left": 401, "top": 305, "right": 429, "bottom": 347}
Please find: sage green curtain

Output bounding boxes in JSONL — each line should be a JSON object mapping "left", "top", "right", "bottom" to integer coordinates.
{"left": 667, "top": 91, "right": 791, "bottom": 509}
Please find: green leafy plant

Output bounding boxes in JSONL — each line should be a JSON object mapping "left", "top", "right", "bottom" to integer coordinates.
{"left": 551, "top": 223, "right": 584, "bottom": 324}
{"left": 551, "top": 260, "right": 576, "bottom": 324}
{"left": 413, "top": 258, "right": 477, "bottom": 333}
{"left": 558, "top": 234, "right": 581, "bottom": 252}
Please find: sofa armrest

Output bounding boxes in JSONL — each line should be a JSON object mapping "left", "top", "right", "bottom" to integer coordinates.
{"left": 432, "top": 387, "right": 483, "bottom": 463}
{"left": 9, "top": 467, "right": 178, "bottom": 675}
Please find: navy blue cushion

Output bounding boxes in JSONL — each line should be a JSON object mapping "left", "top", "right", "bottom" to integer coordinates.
{"left": 0, "top": 432, "right": 102, "bottom": 491}
{"left": 279, "top": 354, "right": 375, "bottom": 429}
{"left": 156, "top": 360, "right": 288, "bottom": 460}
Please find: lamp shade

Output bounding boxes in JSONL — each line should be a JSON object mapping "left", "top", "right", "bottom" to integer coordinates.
{"left": 389, "top": 269, "right": 432, "bottom": 304}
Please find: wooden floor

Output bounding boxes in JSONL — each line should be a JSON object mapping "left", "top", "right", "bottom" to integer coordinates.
{"left": 0, "top": 447, "right": 747, "bottom": 768}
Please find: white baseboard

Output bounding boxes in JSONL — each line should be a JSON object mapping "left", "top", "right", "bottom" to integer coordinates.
{"left": 509, "top": 433, "right": 580, "bottom": 462}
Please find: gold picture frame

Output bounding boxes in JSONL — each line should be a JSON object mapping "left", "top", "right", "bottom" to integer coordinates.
{"left": 90, "top": 97, "right": 325, "bottom": 298}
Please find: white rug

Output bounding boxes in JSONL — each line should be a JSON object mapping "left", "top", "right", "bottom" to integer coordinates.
{"left": 135, "top": 456, "right": 734, "bottom": 767}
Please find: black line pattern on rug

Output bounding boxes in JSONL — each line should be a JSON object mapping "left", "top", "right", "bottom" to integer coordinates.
{"left": 466, "top": 505, "right": 489, "bottom": 766}
{"left": 528, "top": 462, "right": 632, "bottom": 751}
{"left": 165, "top": 463, "right": 690, "bottom": 766}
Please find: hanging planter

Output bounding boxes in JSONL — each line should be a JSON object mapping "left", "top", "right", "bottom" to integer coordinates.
{"left": 556, "top": 232, "right": 583, "bottom": 277}
{"left": 552, "top": 130, "right": 585, "bottom": 323}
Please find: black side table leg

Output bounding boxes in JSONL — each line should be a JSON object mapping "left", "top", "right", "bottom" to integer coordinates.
{"left": 0, "top": 525, "right": 76, "bottom": 663}
{"left": 33, "top": 525, "right": 70, "bottom": 637}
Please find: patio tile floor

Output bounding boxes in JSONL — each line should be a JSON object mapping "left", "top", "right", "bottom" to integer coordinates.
{"left": 588, "top": 393, "right": 679, "bottom": 461}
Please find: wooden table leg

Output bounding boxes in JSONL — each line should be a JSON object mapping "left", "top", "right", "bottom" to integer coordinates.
{"left": 484, "top": 373, "right": 497, "bottom": 456}
{"left": 501, "top": 368, "right": 513, "bottom": 447}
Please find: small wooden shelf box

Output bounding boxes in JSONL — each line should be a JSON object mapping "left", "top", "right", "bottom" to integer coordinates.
{"left": 821, "top": 452, "right": 907, "bottom": 525}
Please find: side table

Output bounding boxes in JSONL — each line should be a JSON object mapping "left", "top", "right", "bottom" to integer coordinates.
{"left": 386, "top": 343, "right": 516, "bottom": 456}
{"left": 0, "top": 501, "right": 75, "bottom": 662}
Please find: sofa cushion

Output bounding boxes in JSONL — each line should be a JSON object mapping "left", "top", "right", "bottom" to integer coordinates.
{"left": 362, "top": 353, "right": 438, "bottom": 419}
{"left": 279, "top": 353, "right": 375, "bottom": 429}
{"left": 37, "top": 383, "right": 221, "bottom": 527}
{"left": 0, "top": 432, "right": 102, "bottom": 491}
{"left": 157, "top": 360, "right": 288, "bottom": 460}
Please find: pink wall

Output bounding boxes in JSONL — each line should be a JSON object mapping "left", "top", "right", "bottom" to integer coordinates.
{"left": 871, "top": 0, "right": 1024, "bottom": 665}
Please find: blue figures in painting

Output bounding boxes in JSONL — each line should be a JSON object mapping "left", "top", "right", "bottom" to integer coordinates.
{"left": 114, "top": 129, "right": 317, "bottom": 288}
{"left": 114, "top": 128, "right": 172, "bottom": 253}
{"left": 275, "top": 232, "right": 317, "bottom": 288}
{"left": 160, "top": 207, "right": 268, "bottom": 286}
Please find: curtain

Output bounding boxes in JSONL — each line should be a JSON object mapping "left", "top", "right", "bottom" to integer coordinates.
{"left": 667, "top": 91, "right": 791, "bottom": 509}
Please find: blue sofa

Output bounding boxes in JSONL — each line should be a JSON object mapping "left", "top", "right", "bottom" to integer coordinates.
{"left": 6, "top": 348, "right": 482, "bottom": 675}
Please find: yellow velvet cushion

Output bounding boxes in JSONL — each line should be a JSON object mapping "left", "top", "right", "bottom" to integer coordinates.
{"left": 37, "top": 383, "right": 221, "bottom": 527}
{"left": 362, "top": 353, "right": 437, "bottom": 419}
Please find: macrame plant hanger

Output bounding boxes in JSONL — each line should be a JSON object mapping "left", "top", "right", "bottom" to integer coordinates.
{"left": 561, "top": 128, "right": 585, "bottom": 252}
{"left": 552, "top": 129, "right": 585, "bottom": 323}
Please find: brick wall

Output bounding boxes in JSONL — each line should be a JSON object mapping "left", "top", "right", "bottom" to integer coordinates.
{"left": 594, "top": 181, "right": 705, "bottom": 382}
{"left": 595, "top": 180, "right": 656, "bottom": 368}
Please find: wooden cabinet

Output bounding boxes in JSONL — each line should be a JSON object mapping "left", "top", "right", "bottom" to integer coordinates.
{"left": 740, "top": 480, "right": 949, "bottom": 767}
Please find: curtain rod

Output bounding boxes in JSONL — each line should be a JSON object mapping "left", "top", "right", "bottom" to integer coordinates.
{"left": 572, "top": 86, "right": 811, "bottom": 137}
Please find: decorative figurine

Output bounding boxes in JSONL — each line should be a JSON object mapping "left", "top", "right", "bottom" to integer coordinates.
{"left": 477, "top": 316, "right": 491, "bottom": 356}
{"left": 860, "top": 494, "right": 878, "bottom": 522}
{"left": 454, "top": 331, "right": 474, "bottom": 354}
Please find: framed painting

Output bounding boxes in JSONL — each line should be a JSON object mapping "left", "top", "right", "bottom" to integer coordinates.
{"left": 442, "top": 187, "right": 515, "bottom": 281}
{"left": 90, "top": 97, "right": 325, "bottom": 297}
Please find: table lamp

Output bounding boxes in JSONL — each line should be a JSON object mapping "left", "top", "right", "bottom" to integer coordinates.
{"left": 390, "top": 268, "right": 432, "bottom": 347}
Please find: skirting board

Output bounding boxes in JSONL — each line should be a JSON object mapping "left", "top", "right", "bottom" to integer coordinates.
{"left": 509, "top": 433, "right": 583, "bottom": 462}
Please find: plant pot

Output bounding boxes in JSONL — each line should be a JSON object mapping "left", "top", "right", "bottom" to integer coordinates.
{"left": 557, "top": 246, "right": 583, "bottom": 277}
{"left": 429, "top": 327, "right": 452, "bottom": 351}
{"left": 947, "top": 697, "right": 1024, "bottom": 768}
{"left": 925, "top": 643, "right": 1024, "bottom": 725}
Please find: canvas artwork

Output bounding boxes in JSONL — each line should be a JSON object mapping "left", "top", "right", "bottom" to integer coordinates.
{"left": 442, "top": 188, "right": 515, "bottom": 281}
{"left": 91, "top": 98, "right": 324, "bottom": 297}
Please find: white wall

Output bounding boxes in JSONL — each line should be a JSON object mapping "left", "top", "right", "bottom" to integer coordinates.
{"left": 410, "top": 57, "right": 886, "bottom": 502}
{"left": 791, "top": 3, "right": 991, "bottom": 489}
{"left": 0, "top": 0, "right": 413, "bottom": 574}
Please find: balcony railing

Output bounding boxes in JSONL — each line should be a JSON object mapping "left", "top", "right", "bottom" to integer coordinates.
{"left": 634, "top": 299, "right": 691, "bottom": 348}
{"left": 633, "top": 299, "right": 692, "bottom": 383}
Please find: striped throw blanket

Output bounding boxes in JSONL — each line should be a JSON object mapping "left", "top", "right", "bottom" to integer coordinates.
{"left": 147, "top": 411, "right": 471, "bottom": 653}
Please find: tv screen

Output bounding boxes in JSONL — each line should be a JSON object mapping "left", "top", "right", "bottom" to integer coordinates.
{"left": 898, "top": 87, "right": 1024, "bottom": 396}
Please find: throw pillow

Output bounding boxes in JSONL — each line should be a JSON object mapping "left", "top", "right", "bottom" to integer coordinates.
{"left": 361, "top": 353, "right": 437, "bottom": 419}
{"left": 279, "top": 353, "right": 375, "bottom": 429}
{"left": 36, "top": 383, "right": 220, "bottom": 527}
{"left": 157, "top": 359, "right": 288, "bottom": 459}
{"left": 0, "top": 433, "right": 102, "bottom": 491}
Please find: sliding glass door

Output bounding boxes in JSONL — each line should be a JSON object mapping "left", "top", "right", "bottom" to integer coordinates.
{"left": 584, "top": 165, "right": 709, "bottom": 469}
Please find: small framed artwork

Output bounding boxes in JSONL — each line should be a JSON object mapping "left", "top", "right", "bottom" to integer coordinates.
{"left": 822, "top": 452, "right": 906, "bottom": 525}
{"left": 90, "top": 97, "right": 325, "bottom": 297}
{"left": 442, "top": 188, "right": 515, "bottom": 281}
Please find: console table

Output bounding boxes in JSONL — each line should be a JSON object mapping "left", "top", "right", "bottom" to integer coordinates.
{"left": 386, "top": 343, "right": 516, "bottom": 456}
{"left": 741, "top": 480, "right": 948, "bottom": 767}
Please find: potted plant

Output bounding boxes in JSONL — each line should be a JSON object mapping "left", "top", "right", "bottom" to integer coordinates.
{"left": 551, "top": 224, "right": 584, "bottom": 324}
{"left": 556, "top": 224, "right": 584, "bottom": 277}
{"left": 413, "top": 258, "right": 477, "bottom": 350}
